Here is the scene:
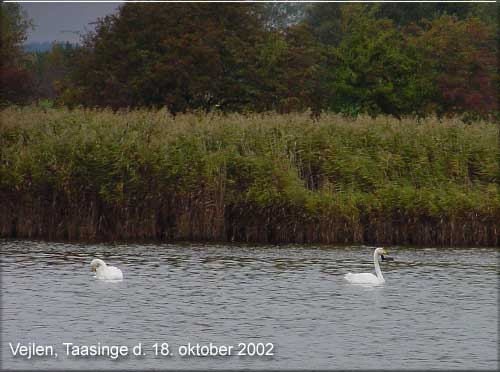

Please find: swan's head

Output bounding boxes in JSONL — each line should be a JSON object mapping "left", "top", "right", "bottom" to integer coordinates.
{"left": 374, "top": 248, "right": 388, "bottom": 256}
{"left": 90, "top": 259, "right": 106, "bottom": 272}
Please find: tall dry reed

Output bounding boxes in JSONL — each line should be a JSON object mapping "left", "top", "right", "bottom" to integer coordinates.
{"left": 1, "top": 108, "right": 498, "bottom": 246}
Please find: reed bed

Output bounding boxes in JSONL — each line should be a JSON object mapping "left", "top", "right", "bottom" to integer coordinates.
{"left": 1, "top": 108, "right": 498, "bottom": 246}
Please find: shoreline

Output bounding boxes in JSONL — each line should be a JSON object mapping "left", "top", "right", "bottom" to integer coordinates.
{"left": 1, "top": 237, "right": 498, "bottom": 250}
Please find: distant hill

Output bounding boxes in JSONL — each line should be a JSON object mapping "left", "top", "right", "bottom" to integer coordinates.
{"left": 24, "top": 41, "right": 53, "bottom": 52}
{"left": 24, "top": 41, "right": 79, "bottom": 52}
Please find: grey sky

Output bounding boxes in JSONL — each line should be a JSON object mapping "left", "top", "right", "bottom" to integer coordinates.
{"left": 23, "top": 3, "right": 120, "bottom": 43}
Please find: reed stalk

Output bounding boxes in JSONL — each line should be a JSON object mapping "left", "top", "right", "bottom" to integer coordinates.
{"left": 1, "top": 108, "right": 498, "bottom": 246}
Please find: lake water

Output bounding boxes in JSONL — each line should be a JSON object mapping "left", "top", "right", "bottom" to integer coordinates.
{"left": 1, "top": 240, "right": 498, "bottom": 370}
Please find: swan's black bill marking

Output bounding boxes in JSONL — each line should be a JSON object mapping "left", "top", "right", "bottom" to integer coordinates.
{"left": 381, "top": 255, "right": 395, "bottom": 261}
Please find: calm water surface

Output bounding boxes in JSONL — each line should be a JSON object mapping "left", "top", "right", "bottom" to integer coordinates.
{"left": 1, "top": 240, "right": 498, "bottom": 370}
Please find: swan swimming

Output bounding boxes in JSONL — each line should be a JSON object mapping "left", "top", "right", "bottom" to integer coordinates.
{"left": 344, "top": 248, "right": 388, "bottom": 285}
{"left": 90, "top": 259, "right": 123, "bottom": 280}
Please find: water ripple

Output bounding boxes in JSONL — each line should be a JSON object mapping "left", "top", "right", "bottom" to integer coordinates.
{"left": 1, "top": 239, "right": 498, "bottom": 370}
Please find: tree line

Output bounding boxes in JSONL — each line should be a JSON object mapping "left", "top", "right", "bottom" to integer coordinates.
{"left": 1, "top": 3, "right": 498, "bottom": 119}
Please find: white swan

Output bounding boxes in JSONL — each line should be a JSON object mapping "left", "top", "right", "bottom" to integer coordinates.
{"left": 344, "top": 248, "right": 388, "bottom": 285}
{"left": 90, "top": 259, "right": 123, "bottom": 280}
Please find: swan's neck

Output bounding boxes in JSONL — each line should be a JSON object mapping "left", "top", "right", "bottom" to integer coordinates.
{"left": 373, "top": 252, "right": 385, "bottom": 283}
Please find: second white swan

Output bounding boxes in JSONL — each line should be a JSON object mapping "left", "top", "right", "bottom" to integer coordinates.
{"left": 344, "top": 248, "right": 388, "bottom": 285}
{"left": 90, "top": 258, "right": 123, "bottom": 280}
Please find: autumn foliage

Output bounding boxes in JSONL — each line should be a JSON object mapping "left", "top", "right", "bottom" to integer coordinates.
{"left": 409, "top": 16, "right": 497, "bottom": 117}
{"left": 5, "top": 3, "right": 499, "bottom": 119}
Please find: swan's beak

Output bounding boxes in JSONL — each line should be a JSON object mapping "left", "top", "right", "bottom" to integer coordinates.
{"left": 91, "top": 266, "right": 96, "bottom": 272}
{"left": 383, "top": 250, "right": 389, "bottom": 255}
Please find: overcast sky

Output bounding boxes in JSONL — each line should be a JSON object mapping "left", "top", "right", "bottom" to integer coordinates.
{"left": 23, "top": 3, "right": 120, "bottom": 43}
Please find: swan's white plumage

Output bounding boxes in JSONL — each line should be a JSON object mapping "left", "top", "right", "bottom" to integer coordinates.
{"left": 344, "top": 272, "right": 381, "bottom": 284}
{"left": 90, "top": 258, "right": 123, "bottom": 280}
{"left": 344, "top": 248, "right": 387, "bottom": 285}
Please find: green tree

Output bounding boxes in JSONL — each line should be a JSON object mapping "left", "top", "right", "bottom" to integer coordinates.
{"left": 248, "top": 24, "right": 325, "bottom": 114}
{"left": 468, "top": 3, "right": 498, "bottom": 29}
{"left": 321, "top": 6, "right": 434, "bottom": 117}
{"left": 372, "top": 3, "right": 473, "bottom": 27}
{"left": 277, "top": 24, "right": 326, "bottom": 114}
{"left": 304, "top": 3, "right": 344, "bottom": 46}
{"left": 0, "top": 3, "right": 34, "bottom": 105}
{"left": 27, "top": 42, "right": 78, "bottom": 101}
{"left": 64, "top": 3, "right": 266, "bottom": 114}
{"left": 1, "top": 3, "right": 32, "bottom": 67}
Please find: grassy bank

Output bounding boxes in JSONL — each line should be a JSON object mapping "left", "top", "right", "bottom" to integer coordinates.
{"left": 1, "top": 108, "right": 498, "bottom": 246}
